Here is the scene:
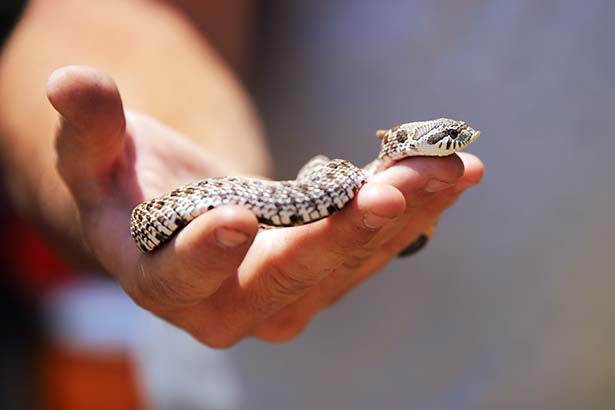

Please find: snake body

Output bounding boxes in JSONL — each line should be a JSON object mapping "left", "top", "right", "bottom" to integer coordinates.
{"left": 130, "top": 118, "right": 480, "bottom": 252}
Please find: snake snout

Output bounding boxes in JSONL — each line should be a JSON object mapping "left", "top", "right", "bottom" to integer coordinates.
{"left": 455, "top": 128, "right": 480, "bottom": 146}
{"left": 417, "top": 122, "right": 480, "bottom": 157}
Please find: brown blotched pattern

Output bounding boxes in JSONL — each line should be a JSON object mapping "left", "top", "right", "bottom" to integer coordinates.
{"left": 130, "top": 119, "right": 480, "bottom": 252}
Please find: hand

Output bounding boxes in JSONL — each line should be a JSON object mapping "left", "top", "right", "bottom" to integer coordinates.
{"left": 48, "top": 66, "right": 484, "bottom": 348}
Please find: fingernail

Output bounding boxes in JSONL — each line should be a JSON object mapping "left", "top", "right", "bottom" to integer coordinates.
{"left": 363, "top": 213, "right": 394, "bottom": 229}
{"left": 425, "top": 179, "right": 454, "bottom": 193}
{"left": 216, "top": 228, "right": 250, "bottom": 248}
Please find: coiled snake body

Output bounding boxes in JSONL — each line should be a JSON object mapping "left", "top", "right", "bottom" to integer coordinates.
{"left": 130, "top": 118, "right": 480, "bottom": 253}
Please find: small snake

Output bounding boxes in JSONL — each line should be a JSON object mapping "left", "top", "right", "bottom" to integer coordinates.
{"left": 130, "top": 118, "right": 480, "bottom": 253}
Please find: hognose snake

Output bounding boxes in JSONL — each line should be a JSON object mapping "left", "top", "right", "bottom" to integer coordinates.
{"left": 130, "top": 118, "right": 480, "bottom": 253}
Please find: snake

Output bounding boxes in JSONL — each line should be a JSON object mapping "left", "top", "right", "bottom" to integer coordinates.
{"left": 130, "top": 118, "right": 480, "bottom": 253}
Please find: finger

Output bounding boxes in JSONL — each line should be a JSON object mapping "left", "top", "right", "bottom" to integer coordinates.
{"left": 252, "top": 192, "right": 454, "bottom": 340}
{"left": 370, "top": 153, "right": 481, "bottom": 244}
{"left": 347, "top": 154, "right": 462, "bottom": 254}
{"left": 206, "top": 182, "right": 405, "bottom": 320}
{"left": 303, "top": 155, "right": 484, "bottom": 313}
{"left": 221, "top": 158, "right": 462, "bottom": 320}
{"left": 252, "top": 154, "right": 485, "bottom": 340}
{"left": 199, "top": 155, "right": 478, "bottom": 338}
{"left": 455, "top": 152, "right": 485, "bottom": 191}
{"left": 47, "top": 65, "right": 127, "bottom": 203}
{"left": 275, "top": 181, "right": 406, "bottom": 264}
{"left": 125, "top": 205, "right": 259, "bottom": 309}
{"left": 371, "top": 154, "right": 465, "bottom": 205}
{"left": 389, "top": 153, "right": 485, "bottom": 254}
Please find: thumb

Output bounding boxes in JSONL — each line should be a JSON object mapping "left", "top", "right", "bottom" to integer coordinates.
{"left": 47, "top": 65, "right": 126, "bottom": 203}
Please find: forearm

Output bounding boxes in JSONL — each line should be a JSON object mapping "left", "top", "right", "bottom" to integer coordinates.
{"left": 0, "top": 0, "right": 270, "bottom": 260}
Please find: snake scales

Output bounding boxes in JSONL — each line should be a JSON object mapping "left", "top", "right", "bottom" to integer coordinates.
{"left": 130, "top": 118, "right": 480, "bottom": 253}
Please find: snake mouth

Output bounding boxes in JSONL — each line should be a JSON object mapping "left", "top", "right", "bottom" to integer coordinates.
{"left": 450, "top": 128, "right": 480, "bottom": 149}
{"left": 465, "top": 130, "right": 481, "bottom": 145}
{"left": 426, "top": 128, "right": 480, "bottom": 156}
{"left": 452, "top": 127, "right": 480, "bottom": 144}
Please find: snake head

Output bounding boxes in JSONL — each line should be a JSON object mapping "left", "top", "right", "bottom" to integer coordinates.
{"left": 378, "top": 118, "right": 480, "bottom": 159}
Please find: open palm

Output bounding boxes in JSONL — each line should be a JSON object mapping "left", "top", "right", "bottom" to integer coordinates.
{"left": 48, "top": 66, "right": 484, "bottom": 347}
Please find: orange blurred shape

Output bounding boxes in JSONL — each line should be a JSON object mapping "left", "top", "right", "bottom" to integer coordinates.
{"left": 39, "top": 343, "right": 146, "bottom": 410}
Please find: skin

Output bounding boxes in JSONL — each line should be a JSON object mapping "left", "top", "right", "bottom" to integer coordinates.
{"left": 0, "top": 0, "right": 483, "bottom": 347}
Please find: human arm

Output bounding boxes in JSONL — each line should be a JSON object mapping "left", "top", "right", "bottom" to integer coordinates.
{"left": 0, "top": 0, "right": 269, "bottom": 260}
{"left": 0, "top": 0, "right": 484, "bottom": 346}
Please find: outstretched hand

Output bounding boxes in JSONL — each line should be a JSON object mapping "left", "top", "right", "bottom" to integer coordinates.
{"left": 48, "top": 66, "right": 484, "bottom": 347}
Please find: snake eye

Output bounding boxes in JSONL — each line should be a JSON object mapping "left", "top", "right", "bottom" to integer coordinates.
{"left": 446, "top": 129, "right": 460, "bottom": 139}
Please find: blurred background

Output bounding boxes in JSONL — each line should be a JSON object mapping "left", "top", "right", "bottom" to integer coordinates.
{"left": 1, "top": 1, "right": 614, "bottom": 409}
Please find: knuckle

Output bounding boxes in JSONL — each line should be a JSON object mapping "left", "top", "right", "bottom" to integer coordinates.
{"left": 176, "top": 260, "right": 225, "bottom": 294}
{"left": 333, "top": 230, "right": 380, "bottom": 265}
{"left": 254, "top": 317, "right": 308, "bottom": 343}
{"left": 176, "top": 243, "right": 230, "bottom": 278}
{"left": 195, "top": 329, "right": 243, "bottom": 349}
{"left": 340, "top": 251, "right": 372, "bottom": 270}
{"left": 187, "top": 314, "right": 249, "bottom": 349}
{"left": 264, "top": 264, "right": 323, "bottom": 299}
{"left": 332, "top": 233, "right": 373, "bottom": 259}
{"left": 330, "top": 216, "right": 379, "bottom": 254}
{"left": 122, "top": 284, "right": 155, "bottom": 312}
{"left": 120, "top": 267, "right": 159, "bottom": 310}
{"left": 131, "top": 264, "right": 199, "bottom": 307}
{"left": 350, "top": 223, "right": 380, "bottom": 247}
{"left": 245, "top": 264, "right": 327, "bottom": 318}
